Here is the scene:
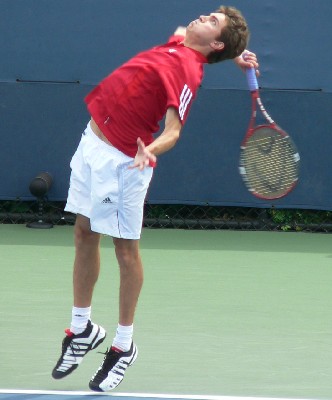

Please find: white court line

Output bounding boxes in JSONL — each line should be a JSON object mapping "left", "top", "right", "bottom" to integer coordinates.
{"left": 0, "top": 390, "right": 315, "bottom": 400}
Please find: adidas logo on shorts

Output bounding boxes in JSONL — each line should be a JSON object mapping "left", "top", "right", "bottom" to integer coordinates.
{"left": 102, "top": 197, "right": 112, "bottom": 204}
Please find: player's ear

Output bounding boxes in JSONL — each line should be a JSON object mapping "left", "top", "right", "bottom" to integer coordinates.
{"left": 210, "top": 41, "right": 224, "bottom": 51}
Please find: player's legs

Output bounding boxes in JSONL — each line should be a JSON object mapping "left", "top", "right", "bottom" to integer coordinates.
{"left": 73, "top": 214, "right": 101, "bottom": 308}
{"left": 88, "top": 237, "right": 142, "bottom": 392}
{"left": 113, "top": 237, "right": 143, "bottom": 326}
{"left": 52, "top": 215, "right": 106, "bottom": 380}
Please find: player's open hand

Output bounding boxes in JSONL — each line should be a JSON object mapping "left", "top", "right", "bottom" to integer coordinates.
{"left": 130, "top": 137, "right": 157, "bottom": 170}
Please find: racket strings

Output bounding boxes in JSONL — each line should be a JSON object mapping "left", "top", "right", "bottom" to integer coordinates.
{"left": 241, "top": 128, "right": 299, "bottom": 199}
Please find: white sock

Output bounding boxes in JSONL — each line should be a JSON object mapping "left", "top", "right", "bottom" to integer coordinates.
{"left": 112, "top": 324, "right": 133, "bottom": 352}
{"left": 70, "top": 306, "right": 91, "bottom": 335}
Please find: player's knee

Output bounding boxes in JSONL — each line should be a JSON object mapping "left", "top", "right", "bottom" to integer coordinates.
{"left": 113, "top": 239, "right": 140, "bottom": 267}
{"left": 74, "top": 222, "right": 99, "bottom": 247}
{"left": 115, "top": 247, "right": 137, "bottom": 267}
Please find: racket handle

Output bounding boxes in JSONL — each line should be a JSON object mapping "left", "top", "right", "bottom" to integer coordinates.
{"left": 245, "top": 67, "right": 259, "bottom": 92}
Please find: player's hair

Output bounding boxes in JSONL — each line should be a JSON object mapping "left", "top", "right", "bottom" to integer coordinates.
{"left": 207, "top": 5, "right": 250, "bottom": 64}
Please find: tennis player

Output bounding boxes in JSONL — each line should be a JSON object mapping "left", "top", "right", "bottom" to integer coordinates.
{"left": 52, "top": 5, "right": 259, "bottom": 392}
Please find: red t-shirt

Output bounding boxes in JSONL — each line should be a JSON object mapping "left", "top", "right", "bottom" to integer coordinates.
{"left": 85, "top": 35, "right": 207, "bottom": 157}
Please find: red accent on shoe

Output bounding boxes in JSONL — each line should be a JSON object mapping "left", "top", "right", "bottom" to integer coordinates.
{"left": 111, "top": 346, "right": 123, "bottom": 353}
{"left": 65, "top": 328, "right": 74, "bottom": 337}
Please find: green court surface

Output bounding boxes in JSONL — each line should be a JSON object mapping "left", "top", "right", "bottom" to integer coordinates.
{"left": 0, "top": 224, "right": 331, "bottom": 399}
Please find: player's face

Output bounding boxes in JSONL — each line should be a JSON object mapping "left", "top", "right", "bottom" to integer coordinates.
{"left": 186, "top": 13, "right": 227, "bottom": 44}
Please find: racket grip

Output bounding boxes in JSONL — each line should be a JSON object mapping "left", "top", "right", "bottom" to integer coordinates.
{"left": 245, "top": 67, "right": 259, "bottom": 92}
{"left": 242, "top": 52, "right": 259, "bottom": 91}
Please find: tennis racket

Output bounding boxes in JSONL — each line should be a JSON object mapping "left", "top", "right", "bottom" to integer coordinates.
{"left": 239, "top": 64, "right": 300, "bottom": 200}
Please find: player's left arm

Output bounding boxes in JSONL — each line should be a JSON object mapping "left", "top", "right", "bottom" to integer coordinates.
{"left": 234, "top": 50, "right": 260, "bottom": 75}
{"left": 131, "top": 107, "right": 182, "bottom": 170}
{"left": 147, "top": 107, "right": 182, "bottom": 155}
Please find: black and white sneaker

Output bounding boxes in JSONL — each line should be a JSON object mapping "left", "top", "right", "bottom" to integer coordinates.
{"left": 52, "top": 320, "right": 106, "bottom": 379}
{"left": 89, "top": 342, "right": 138, "bottom": 391}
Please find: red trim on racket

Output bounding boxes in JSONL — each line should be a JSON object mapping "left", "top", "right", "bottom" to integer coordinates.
{"left": 239, "top": 58, "right": 300, "bottom": 200}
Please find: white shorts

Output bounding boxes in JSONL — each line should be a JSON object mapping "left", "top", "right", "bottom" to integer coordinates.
{"left": 65, "top": 123, "right": 154, "bottom": 239}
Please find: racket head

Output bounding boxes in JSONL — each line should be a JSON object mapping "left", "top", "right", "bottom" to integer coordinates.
{"left": 239, "top": 124, "right": 300, "bottom": 200}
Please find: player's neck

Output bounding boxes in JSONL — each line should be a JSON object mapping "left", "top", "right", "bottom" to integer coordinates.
{"left": 183, "top": 38, "right": 211, "bottom": 57}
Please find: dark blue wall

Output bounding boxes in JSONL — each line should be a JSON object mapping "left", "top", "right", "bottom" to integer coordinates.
{"left": 1, "top": 0, "right": 331, "bottom": 209}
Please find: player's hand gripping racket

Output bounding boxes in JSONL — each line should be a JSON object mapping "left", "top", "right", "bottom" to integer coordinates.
{"left": 239, "top": 61, "right": 300, "bottom": 200}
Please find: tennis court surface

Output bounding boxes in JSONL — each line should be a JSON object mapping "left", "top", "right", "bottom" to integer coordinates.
{"left": 1, "top": 224, "right": 331, "bottom": 399}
